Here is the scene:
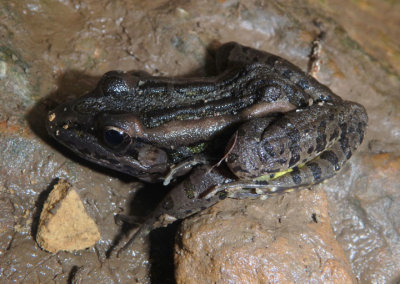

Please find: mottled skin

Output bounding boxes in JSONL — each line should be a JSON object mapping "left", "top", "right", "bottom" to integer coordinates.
{"left": 46, "top": 42, "right": 367, "bottom": 249}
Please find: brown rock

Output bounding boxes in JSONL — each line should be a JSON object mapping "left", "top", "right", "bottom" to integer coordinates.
{"left": 175, "top": 188, "right": 356, "bottom": 283}
{"left": 36, "top": 180, "right": 100, "bottom": 253}
{"left": 0, "top": 196, "right": 14, "bottom": 234}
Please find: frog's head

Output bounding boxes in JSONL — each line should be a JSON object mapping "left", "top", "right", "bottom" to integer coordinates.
{"left": 46, "top": 71, "right": 169, "bottom": 182}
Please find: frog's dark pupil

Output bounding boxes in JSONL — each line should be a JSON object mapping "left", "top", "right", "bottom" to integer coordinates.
{"left": 104, "top": 129, "right": 124, "bottom": 146}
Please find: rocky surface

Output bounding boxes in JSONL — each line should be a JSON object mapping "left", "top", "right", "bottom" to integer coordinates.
{"left": 0, "top": 0, "right": 399, "bottom": 283}
{"left": 175, "top": 189, "right": 356, "bottom": 283}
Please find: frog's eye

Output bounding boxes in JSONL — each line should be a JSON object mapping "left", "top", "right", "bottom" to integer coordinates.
{"left": 102, "top": 126, "right": 131, "bottom": 150}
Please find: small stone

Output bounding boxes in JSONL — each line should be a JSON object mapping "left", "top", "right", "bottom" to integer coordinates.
{"left": 36, "top": 180, "right": 100, "bottom": 253}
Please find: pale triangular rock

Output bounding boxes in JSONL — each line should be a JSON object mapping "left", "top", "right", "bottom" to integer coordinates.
{"left": 36, "top": 179, "right": 100, "bottom": 253}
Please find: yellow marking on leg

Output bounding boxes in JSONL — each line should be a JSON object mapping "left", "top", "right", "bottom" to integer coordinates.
{"left": 255, "top": 168, "right": 293, "bottom": 181}
{"left": 254, "top": 162, "right": 307, "bottom": 182}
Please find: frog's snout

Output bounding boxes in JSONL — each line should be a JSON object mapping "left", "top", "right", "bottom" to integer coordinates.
{"left": 46, "top": 104, "right": 80, "bottom": 139}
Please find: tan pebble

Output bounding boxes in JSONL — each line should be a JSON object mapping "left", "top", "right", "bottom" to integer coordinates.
{"left": 36, "top": 179, "right": 100, "bottom": 253}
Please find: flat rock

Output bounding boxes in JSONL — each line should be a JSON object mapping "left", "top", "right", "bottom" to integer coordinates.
{"left": 36, "top": 180, "right": 100, "bottom": 253}
{"left": 175, "top": 188, "right": 356, "bottom": 283}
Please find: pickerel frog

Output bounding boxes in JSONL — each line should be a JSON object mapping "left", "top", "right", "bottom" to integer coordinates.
{"left": 46, "top": 42, "right": 367, "bottom": 249}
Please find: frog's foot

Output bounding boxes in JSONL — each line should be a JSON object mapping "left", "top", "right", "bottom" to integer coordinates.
{"left": 115, "top": 213, "right": 178, "bottom": 256}
{"left": 115, "top": 227, "right": 143, "bottom": 257}
{"left": 201, "top": 180, "right": 280, "bottom": 200}
{"left": 201, "top": 179, "right": 309, "bottom": 200}
{"left": 115, "top": 222, "right": 154, "bottom": 257}
{"left": 163, "top": 155, "right": 208, "bottom": 185}
{"left": 106, "top": 215, "right": 146, "bottom": 258}
{"left": 114, "top": 214, "right": 145, "bottom": 226}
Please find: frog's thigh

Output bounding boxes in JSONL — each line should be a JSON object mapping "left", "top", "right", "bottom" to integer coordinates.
{"left": 225, "top": 114, "right": 365, "bottom": 195}
{"left": 257, "top": 130, "right": 361, "bottom": 191}
{"left": 225, "top": 102, "right": 366, "bottom": 185}
{"left": 204, "top": 135, "right": 351, "bottom": 199}
{"left": 225, "top": 116, "right": 276, "bottom": 177}
{"left": 215, "top": 141, "right": 351, "bottom": 199}
{"left": 225, "top": 106, "right": 321, "bottom": 180}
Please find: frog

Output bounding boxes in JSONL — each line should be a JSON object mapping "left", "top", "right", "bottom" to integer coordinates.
{"left": 46, "top": 42, "right": 367, "bottom": 251}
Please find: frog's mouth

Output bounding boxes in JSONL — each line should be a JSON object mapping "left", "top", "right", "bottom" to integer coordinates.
{"left": 46, "top": 103, "right": 167, "bottom": 182}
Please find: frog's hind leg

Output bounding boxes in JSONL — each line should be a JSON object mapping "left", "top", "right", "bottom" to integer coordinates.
{"left": 203, "top": 140, "right": 351, "bottom": 200}
{"left": 114, "top": 218, "right": 156, "bottom": 257}
{"left": 204, "top": 103, "right": 367, "bottom": 199}
{"left": 114, "top": 214, "right": 145, "bottom": 226}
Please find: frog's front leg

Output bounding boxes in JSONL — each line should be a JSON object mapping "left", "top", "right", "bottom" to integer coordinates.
{"left": 206, "top": 100, "right": 367, "bottom": 199}
{"left": 117, "top": 164, "right": 233, "bottom": 254}
{"left": 162, "top": 154, "right": 209, "bottom": 185}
